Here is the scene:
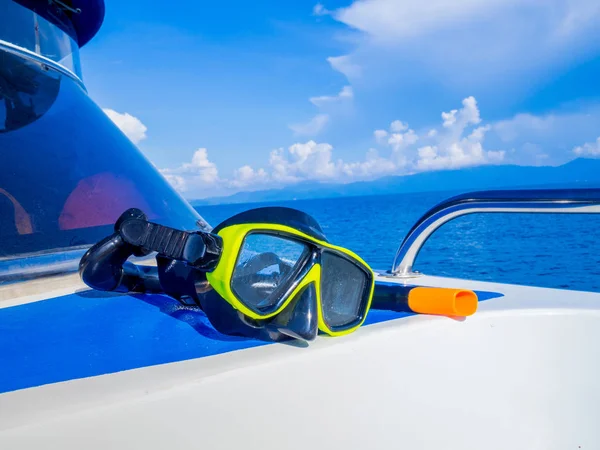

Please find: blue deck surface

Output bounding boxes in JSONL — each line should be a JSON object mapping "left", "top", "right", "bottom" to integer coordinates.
{"left": 0, "top": 284, "right": 502, "bottom": 394}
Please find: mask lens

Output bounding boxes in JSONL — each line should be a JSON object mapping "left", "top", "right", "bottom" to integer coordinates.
{"left": 232, "top": 233, "right": 309, "bottom": 313}
{"left": 320, "top": 251, "right": 369, "bottom": 329}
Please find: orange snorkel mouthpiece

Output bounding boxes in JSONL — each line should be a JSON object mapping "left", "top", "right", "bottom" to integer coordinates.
{"left": 407, "top": 287, "right": 478, "bottom": 317}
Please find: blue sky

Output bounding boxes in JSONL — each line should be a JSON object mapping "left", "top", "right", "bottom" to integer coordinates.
{"left": 82, "top": 0, "right": 600, "bottom": 198}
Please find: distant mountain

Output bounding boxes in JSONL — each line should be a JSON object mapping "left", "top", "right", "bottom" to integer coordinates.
{"left": 191, "top": 158, "right": 600, "bottom": 206}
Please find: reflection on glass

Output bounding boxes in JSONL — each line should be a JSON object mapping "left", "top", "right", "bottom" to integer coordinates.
{"left": 320, "top": 251, "right": 367, "bottom": 329}
{"left": 0, "top": 0, "right": 81, "bottom": 77}
{"left": 232, "top": 233, "right": 308, "bottom": 312}
{"left": 0, "top": 52, "right": 61, "bottom": 133}
{"left": 0, "top": 55, "right": 202, "bottom": 258}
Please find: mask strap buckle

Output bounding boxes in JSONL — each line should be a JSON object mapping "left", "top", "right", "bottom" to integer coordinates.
{"left": 117, "top": 213, "right": 222, "bottom": 271}
{"left": 79, "top": 208, "right": 219, "bottom": 307}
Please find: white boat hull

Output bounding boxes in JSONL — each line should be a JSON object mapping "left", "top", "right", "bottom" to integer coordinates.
{"left": 1, "top": 275, "right": 599, "bottom": 449}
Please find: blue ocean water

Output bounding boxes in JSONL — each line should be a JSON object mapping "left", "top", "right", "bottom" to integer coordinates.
{"left": 195, "top": 191, "right": 600, "bottom": 293}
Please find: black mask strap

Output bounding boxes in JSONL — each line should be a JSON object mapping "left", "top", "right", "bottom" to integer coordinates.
{"left": 79, "top": 208, "right": 221, "bottom": 303}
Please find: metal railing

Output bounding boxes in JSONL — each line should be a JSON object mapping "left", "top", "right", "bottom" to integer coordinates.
{"left": 390, "top": 188, "right": 600, "bottom": 277}
{"left": 0, "top": 248, "right": 155, "bottom": 285}
{"left": 0, "top": 40, "right": 85, "bottom": 89}
{"left": 0, "top": 248, "right": 88, "bottom": 284}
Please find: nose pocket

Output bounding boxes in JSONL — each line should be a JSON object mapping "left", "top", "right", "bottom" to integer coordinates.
{"left": 268, "top": 283, "right": 318, "bottom": 342}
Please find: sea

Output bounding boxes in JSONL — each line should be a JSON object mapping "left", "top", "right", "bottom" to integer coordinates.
{"left": 195, "top": 191, "right": 600, "bottom": 293}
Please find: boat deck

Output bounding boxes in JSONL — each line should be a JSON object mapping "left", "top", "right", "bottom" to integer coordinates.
{"left": 1, "top": 274, "right": 599, "bottom": 449}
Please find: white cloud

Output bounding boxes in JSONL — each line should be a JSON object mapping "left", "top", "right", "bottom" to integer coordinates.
{"left": 487, "top": 150, "right": 507, "bottom": 163}
{"left": 390, "top": 120, "right": 408, "bottom": 132}
{"left": 275, "top": 141, "right": 338, "bottom": 181}
{"left": 181, "top": 148, "right": 219, "bottom": 183}
{"left": 374, "top": 129, "right": 388, "bottom": 143}
{"left": 373, "top": 96, "right": 504, "bottom": 171}
{"left": 277, "top": 97, "right": 503, "bottom": 190}
{"left": 162, "top": 149, "right": 270, "bottom": 195}
{"left": 157, "top": 96, "right": 600, "bottom": 198}
{"left": 268, "top": 141, "right": 399, "bottom": 183}
{"left": 374, "top": 119, "right": 419, "bottom": 167}
{"left": 388, "top": 130, "right": 418, "bottom": 152}
{"left": 442, "top": 96, "right": 481, "bottom": 129}
{"left": 493, "top": 113, "right": 554, "bottom": 142}
{"left": 253, "top": 97, "right": 504, "bottom": 188}
{"left": 157, "top": 95, "right": 600, "bottom": 199}
{"left": 334, "top": 0, "right": 520, "bottom": 41}
{"left": 161, "top": 148, "right": 219, "bottom": 194}
{"left": 554, "top": 2, "right": 600, "bottom": 38}
{"left": 340, "top": 148, "right": 397, "bottom": 179}
{"left": 103, "top": 108, "right": 147, "bottom": 144}
{"left": 313, "top": 3, "right": 330, "bottom": 16}
{"left": 412, "top": 98, "right": 502, "bottom": 170}
{"left": 162, "top": 174, "right": 187, "bottom": 192}
{"left": 376, "top": 120, "right": 416, "bottom": 150}
{"left": 199, "top": 139, "right": 404, "bottom": 194}
{"left": 333, "top": 0, "right": 600, "bottom": 43}
{"left": 231, "top": 165, "right": 270, "bottom": 188}
{"left": 327, "top": 55, "right": 362, "bottom": 80}
{"left": 303, "top": 1, "right": 600, "bottom": 178}
{"left": 298, "top": 86, "right": 352, "bottom": 137}
{"left": 294, "top": 86, "right": 352, "bottom": 139}
{"left": 573, "top": 137, "right": 600, "bottom": 157}
{"left": 310, "top": 86, "right": 354, "bottom": 107}
{"left": 490, "top": 107, "right": 600, "bottom": 165}
{"left": 322, "top": 0, "right": 600, "bottom": 97}
{"left": 176, "top": 142, "right": 389, "bottom": 192}
{"left": 289, "top": 114, "right": 330, "bottom": 136}
{"left": 441, "top": 110, "right": 458, "bottom": 128}
{"left": 416, "top": 125, "right": 504, "bottom": 171}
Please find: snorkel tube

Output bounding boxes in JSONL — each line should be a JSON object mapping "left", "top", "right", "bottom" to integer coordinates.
{"left": 79, "top": 208, "right": 161, "bottom": 293}
{"left": 372, "top": 284, "right": 478, "bottom": 317}
{"left": 80, "top": 208, "right": 322, "bottom": 342}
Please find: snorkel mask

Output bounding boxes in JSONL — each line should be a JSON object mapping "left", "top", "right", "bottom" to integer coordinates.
{"left": 80, "top": 207, "right": 375, "bottom": 342}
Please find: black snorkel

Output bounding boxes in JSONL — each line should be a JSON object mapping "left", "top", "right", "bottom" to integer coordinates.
{"left": 80, "top": 208, "right": 320, "bottom": 342}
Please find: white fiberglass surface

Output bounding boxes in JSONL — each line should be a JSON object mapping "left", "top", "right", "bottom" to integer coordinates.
{"left": 1, "top": 308, "right": 599, "bottom": 449}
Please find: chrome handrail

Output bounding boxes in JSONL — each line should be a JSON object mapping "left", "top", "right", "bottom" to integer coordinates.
{"left": 0, "top": 40, "right": 85, "bottom": 90}
{"left": 0, "top": 247, "right": 159, "bottom": 285}
{"left": 0, "top": 248, "right": 89, "bottom": 284}
{"left": 390, "top": 188, "right": 600, "bottom": 277}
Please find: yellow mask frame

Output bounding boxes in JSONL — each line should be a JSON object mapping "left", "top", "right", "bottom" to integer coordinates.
{"left": 206, "top": 223, "right": 375, "bottom": 337}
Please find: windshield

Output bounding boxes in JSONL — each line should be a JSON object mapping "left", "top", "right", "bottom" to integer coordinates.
{"left": 0, "top": 46, "right": 205, "bottom": 260}
{"left": 0, "top": 0, "right": 81, "bottom": 78}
